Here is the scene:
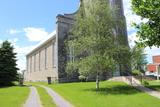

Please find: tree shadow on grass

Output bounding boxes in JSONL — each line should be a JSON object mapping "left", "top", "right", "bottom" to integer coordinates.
{"left": 0, "top": 82, "right": 16, "bottom": 88}
{"left": 146, "top": 85, "right": 160, "bottom": 91}
{"left": 83, "top": 85, "right": 143, "bottom": 95}
{"left": 0, "top": 84, "right": 28, "bottom": 89}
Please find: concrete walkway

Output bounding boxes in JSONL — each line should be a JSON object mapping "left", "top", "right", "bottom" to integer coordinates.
{"left": 23, "top": 86, "right": 42, "bottom": 107}
{"left": 128, "top": 76, "right": 160, "bottom": 99}
{"left": 39, "top": 85, "right": 74, "bottom": 107}
{"left": 109, "top": 76, "right": 160, "bottom": 99}
{"left": 134, "top": 85, "right": 160, "bottom": 99}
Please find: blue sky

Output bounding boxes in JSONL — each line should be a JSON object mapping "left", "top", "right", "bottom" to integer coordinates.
{"left": 0, "top": 0, "right": 159, "bottom": 71}
{"left": 0, "top": 0, "right": 79, "bottom": 45}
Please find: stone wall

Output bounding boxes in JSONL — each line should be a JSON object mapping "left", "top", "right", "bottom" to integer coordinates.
{"left": 56, "top": 13, "right": 77, "bottom": 82}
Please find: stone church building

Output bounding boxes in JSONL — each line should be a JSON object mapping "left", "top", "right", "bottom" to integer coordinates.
{"left": 25, "top": 0, "right": 129, "bottom": 82}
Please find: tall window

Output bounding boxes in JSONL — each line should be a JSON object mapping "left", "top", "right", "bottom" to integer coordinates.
{"left": 30, "top": 56, "right": 32, "bottom": 73}
{"left": 34, "top": 54, "right": 36, "bottom": 72}
{"left": 68, "top": 46, "right": 75, "bottom": 63}
{"left": 27, "top": 58, "right": 29, "bottom": 73}
{"left": 39, "top": 51, "right": 41, "bottom": 71}
{"left": 45, "top": 48, "right": 47, "bottom": 69}
{"left": 52, "top": 43, "right": 57, "bottom": 67}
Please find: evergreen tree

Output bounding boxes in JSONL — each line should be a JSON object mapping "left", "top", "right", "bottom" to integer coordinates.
{"left": 0, "top": 41, "right": 19, "bottom": 86}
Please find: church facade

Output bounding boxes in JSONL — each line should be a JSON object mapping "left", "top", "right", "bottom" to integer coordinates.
{"left": 25, "top": 0, "right": 130, "bottom": 82}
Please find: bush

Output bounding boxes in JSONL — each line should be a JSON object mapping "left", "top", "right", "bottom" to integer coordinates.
{"left": 142, "top": 80, "right": 149, "bottom": 86}
{"left": 132, "top": 70, "right": 141, "bottom": 76}
{"left": 79, "top": 75, "right": 86, "bottom": 82}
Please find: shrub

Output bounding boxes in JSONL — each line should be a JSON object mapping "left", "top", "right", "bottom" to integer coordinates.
{"left": 132, "top": 70, "right": 141, "bottom": 76}
{"left": 79, "top": 75, "right": 86, "bottom": 82}
{"left": 142, "top": 80, "right": 149, "bottom": 86}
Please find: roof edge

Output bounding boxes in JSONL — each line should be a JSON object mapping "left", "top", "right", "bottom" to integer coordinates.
{"left": 26, "top": 30, "right": 56, "bottom": 57}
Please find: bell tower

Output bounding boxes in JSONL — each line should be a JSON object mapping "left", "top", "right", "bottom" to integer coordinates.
{"left": 110, "top": 0, "right": 125, "bottom": 16}
{"left": 110, "top": 0, "right": 131, "bottom": 76}
{"left": 56, "top": 0, "right": 131, "bottom": 82}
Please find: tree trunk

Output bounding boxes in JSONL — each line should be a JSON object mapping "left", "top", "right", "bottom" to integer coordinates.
{"left": 96, "top": 73, "right": 100, "bottom": 91}
{"left": 119, "top": 64, "right": 122, "bottom": 76}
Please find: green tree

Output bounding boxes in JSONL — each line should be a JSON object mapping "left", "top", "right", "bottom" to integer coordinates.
{"left": 66, "top": 0, "right": 130, "bottom": 90}
{"left": 0, "top": 41, "right": 19, "bottom": 86}
{"left": 131, "top": 0, "right": 160, "bottom": 47}
{"left": 130, "top": 45, "right": 148, "bottom": 74}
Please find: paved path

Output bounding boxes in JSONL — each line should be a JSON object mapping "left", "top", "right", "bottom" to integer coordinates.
{"left": 110, "top": 76, "right": 160, "bottom": 99}
{"left": 129, "top": 76, "right": 160, "bottom": 99}
{"left": 39, "top": 85, "right": 74, "bottom": 107}
{"left": 23, "top": 86, "right": 42, "bottom": 107}
{"left": 132, "top": 83, "right": 160, "bottom": 99}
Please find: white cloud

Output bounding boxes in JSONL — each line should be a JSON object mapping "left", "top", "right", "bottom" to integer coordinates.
{"left": 0, "top": 38, "right": 19, "bottom": 47}
{"left": 4, "top": 27, "right": 51, "bottom": 72}
{"left": 8, "top": 29, "right": 21, "bottom": 35}
{"left": 15, "top": 45, "right": 36, "bottom": 71}
{"left": 123, "top": 0, "right": 148, "bottom": 33}
{"left": 8, "top": 38, "right": 19, "bottom": 46}
{"left": 0, "top": 39, "right": 2, "bottom": 44}
{"left": 4, "top": 38, "right": 36, "bottom": 72}
{"left": 14, "top": 45, "right": 36, "bottom": 56}
{"left": 12, "top": 29, "right": 54, "bottom": 71}
{"left": 24, "top": 27, "right": 49, "bottom": 42}
{"left": 128, "top": 32, "right": 138, "bottom": 48}
{"left": 123, "top": 0, "right": 138, "bottom": 32}
{"left": 0, "top": 39, "right": 2, "bottom": 48}
{"left": 145, "top": 47, "right": 160, "bottom": 63}
{"left": 128, "top": 33, "right": 160, "bottom": 63}
{"left": 14, "top": 31, "right": 55, "bottom": 71}
{"left": 123, "top": 0, "right": 160, "bottom": 63}
{"left": 34, "top": 30, "right": 56, "bottom": 48}
{"left": 145, "top": 47, "right": 160, "bottom": 57}
{"left": 17, "top": 57, "right": 26, "bottom": 72}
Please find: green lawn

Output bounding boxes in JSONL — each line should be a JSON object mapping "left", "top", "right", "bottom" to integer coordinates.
{"left": 42, "top": 81, "right": 160, "bottom": 107}
{"left": 35, "top": 86, "right": 57, "bottom": 107}
{"left": 146, "top": 80, "right": 160, "bottom": 91}
{"left": 0, "top": 86, "right": 29, "bottom": 107}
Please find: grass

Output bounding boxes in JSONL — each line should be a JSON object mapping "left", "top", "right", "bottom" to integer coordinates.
{"left": 0, "top": 86, "right": 29, "bottom": 107}
{"left": 146, "top": 80, "right": 160, "bottom": 91}
{"left": 35, "top": 85, "right": 57, "bottom": 107}
{"left": 39, "top": 81, "right": 160, "bottom": 107}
